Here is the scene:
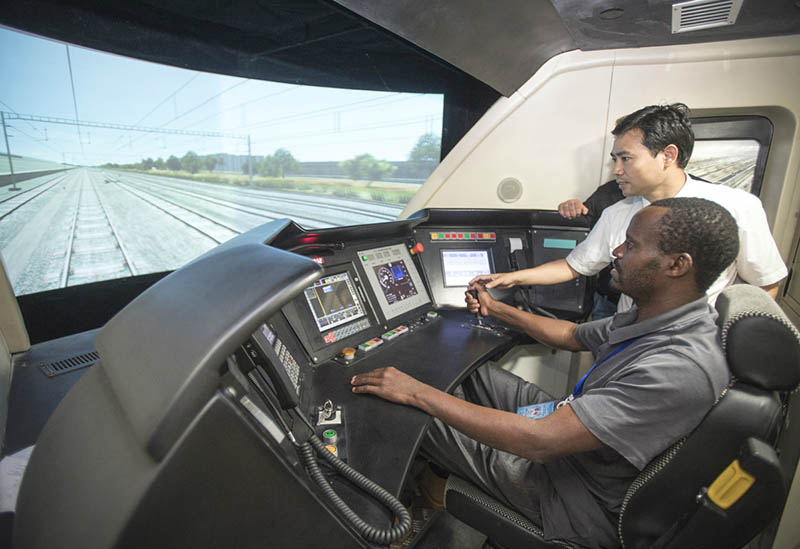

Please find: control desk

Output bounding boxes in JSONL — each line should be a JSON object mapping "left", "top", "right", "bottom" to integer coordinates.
{"left": 231, "top": 208, "right": 591, "bottom": 529}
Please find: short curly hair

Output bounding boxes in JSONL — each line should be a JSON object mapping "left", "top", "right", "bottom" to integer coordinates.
{"left": 612, "top": 103, "right": 694, "bottom": 168}
{"left": 649, "top": 197, "right": 739, "bottom": 292}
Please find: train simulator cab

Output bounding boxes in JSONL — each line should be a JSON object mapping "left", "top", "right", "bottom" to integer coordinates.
{"left": 1, "top": 1, "right": 800, "bottom": 548}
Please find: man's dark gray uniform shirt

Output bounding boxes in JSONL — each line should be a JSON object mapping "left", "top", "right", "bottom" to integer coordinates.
{"left": 539, "top": 298, "right": 730, "bottom": 547}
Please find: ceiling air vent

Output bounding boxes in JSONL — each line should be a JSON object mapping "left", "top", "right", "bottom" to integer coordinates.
{"left": 671, "top": 0, "right": 743, "bottom": 33}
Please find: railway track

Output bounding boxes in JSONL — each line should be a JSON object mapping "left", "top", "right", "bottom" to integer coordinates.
{"left": 127, "top": 172, "right": 402, "bottom": 225}
{"left": 61, "top": 172, "right": 137, "bottom": 287}
{"left": 114, "top": 180, "right": 242, "bottom": 244}
{"left": 122, "top": 174, "right": 333, "bottom": 230}
{"left": 0, "top": 172, "right": 68, "bottom": 221}
{"left": 689, "top": 158, "right": 755, "bottom": 191}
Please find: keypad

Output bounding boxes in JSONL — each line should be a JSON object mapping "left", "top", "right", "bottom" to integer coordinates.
{"left": 275, "top": 338, "right": 301, "bottom": 393}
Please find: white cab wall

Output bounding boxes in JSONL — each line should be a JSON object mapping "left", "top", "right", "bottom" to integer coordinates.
{"left": 402, "top": 35, "right": 800, "bottom": 259}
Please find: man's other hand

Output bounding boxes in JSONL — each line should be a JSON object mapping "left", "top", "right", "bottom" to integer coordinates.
{"left": 351, "top": 366, "right": 429, "bottom": 407}
{"left": 558, "top": 199, "right": 589, "bottom": 219}
{"left": 468, "top": 272, "right": 517, "bottom": 290}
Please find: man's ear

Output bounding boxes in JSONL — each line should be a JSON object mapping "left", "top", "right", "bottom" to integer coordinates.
{"left": 662, "top": 144, "right": 679, "bottom": 168}
{"left": 666, "top": 252, "right": 693, "bottom": 278}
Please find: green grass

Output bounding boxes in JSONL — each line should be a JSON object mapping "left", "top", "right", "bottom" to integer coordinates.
{"left": 122, "top": 169, "right": 415, "bottom": 204}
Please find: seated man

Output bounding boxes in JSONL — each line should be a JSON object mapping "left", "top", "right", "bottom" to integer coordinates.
{"left": 352, "top": 197, "right": 737, "bottom": 548}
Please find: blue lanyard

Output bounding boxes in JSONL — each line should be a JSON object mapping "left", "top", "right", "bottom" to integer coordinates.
{"left": 572, "top": 337, "right": 640, "bottom": 397}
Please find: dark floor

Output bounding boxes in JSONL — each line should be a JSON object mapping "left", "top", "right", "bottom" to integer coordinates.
{"left": 388, "top": 484, "right": 487, "bottom": 549}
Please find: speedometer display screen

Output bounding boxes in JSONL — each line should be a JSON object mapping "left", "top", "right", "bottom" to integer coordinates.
{"left": 372, "top": 260, "right": 418, "bottom": 304}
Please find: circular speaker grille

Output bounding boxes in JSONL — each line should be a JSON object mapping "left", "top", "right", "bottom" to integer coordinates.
{"left": 497, "top": 177, "right": 523, "bottom": 203}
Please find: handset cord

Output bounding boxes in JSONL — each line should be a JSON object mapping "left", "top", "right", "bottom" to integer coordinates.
{"left": 293, "top": 408, "right": 411, "bottom": 545}
{"left": 228, "top": 354, "right": 410, "bottom": 545}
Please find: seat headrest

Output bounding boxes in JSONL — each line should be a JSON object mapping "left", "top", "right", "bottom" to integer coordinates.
{"left": 716, "top": 285, "right": 800, "bottom": 392}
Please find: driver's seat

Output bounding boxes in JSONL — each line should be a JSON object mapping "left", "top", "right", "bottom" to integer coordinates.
{"left": 444, "top": 285, "right": 800, "bottom": 549}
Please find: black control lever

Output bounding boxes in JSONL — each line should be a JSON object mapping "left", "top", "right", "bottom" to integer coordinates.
{"left": 468, "top": 289, "right": 484, "bottom": 326}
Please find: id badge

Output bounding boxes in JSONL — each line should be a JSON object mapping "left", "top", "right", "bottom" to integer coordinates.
{"left": 516, "top": 401, "right": 555, "bottom": 419}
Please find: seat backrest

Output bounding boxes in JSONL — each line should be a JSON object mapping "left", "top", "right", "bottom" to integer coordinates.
{"left": 619, "top": 285, "right": 800, "bottom": 549}
{"left": 0, "top": 255, "right": 28, "bottom": 453}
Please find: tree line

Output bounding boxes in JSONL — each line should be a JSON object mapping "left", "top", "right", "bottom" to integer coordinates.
{"left": 105, "top": 133, "right": 441, "bottom": 181}
{"left": 103, "top": 151, "right": 217, "bottom": 174}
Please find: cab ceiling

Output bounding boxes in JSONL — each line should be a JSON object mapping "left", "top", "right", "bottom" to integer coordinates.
{"left": 1, "top": 0, "right": 798, "bottom": 97}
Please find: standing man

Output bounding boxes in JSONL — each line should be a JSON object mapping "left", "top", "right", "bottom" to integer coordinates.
{"left": 475, "top": 103, "right": 786, "bottom": 312}
{"left": 558, "top": 180, "right": 625, "bottom": 318}
{"left": 352, "top": 198, "right": 738, "bottom": 547}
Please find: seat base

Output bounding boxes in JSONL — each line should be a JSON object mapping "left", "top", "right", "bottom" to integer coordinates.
{"left": 444, "top": 475, "right": 573, "bottom": 549}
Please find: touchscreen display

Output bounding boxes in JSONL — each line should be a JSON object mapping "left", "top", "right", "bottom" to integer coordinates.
{"left": 303, "top": 272, "right": 366, "bottom": 332}
{"left": 373, "top": 260, "right": 418, "bottom": 304}
{"left": 441, "top": 250, "right": 491, "bottom": 287}
{"left": 358, "top": 243, "right": 430, "bottom": 320}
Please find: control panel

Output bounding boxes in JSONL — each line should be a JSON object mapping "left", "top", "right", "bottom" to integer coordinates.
{"left": 414, "top": 225, "right": 530, "bottom": 309}
{"left": 415, "top": 223, "right": 590, "bottom": 318}
{"left": 219, "top": 208, "right": 592, "bottom": 537}
{"left": 279, "top": 240, "right": 434, "bottom": 368}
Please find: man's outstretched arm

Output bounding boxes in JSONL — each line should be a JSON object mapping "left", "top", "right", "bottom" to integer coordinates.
{"left": 351, "top": 367, "right": 603, "bottom": 463}
{"left": 469, "top": 258, "right": 581, "bottom": 290}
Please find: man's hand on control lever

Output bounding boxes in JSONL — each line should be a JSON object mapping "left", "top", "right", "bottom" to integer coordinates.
{"left": 465, "top": 283, "right": 496, "bottom": 317}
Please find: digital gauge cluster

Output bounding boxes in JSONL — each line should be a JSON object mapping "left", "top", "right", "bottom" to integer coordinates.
{"left": 358, "top": 243, "right": 430, "bottom": 320}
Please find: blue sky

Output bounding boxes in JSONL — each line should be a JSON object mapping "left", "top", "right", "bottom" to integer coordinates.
{"left": 0, "top": 25, "right": 444, "bottom": 165}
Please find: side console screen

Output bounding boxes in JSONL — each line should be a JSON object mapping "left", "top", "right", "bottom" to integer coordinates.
{"left": 283, "top": 263, "right": 376, "bottom": 362}
{"left": 441, "top": 249, "right": 492, "bottom": 287}
{"left": 359, "top": 243, "right": 430, "bottom": 320}
{"left": 304, "top": 272, "right": 366, "bottom": 332}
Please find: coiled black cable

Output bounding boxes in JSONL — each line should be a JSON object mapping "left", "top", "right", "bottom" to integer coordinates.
{"left": 298, "top": 435, "right": 411, "bottom": 545}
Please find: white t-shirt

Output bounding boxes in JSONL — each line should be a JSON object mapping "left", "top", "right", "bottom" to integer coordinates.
{"left": 566, "top": 175, "right": 788, "bottom": 312}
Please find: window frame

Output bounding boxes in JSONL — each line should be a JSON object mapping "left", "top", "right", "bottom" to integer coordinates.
{"left": 689, "top": 115, "right": 774, "bottom": 196}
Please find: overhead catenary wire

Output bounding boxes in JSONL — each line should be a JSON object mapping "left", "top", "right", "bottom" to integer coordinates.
{"left": 65, "top": 45, "right": 84, "bottom": 160}
{"left": 117, "top": 77, "right": 251, "bottom": 151}
{"left": 178, "top": 85, "right": 301, "bottom": 130}
{"left": 113, "top": 73, "right": 201, "bottom": 146}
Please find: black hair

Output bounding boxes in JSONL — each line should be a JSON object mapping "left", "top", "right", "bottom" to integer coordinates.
{"left": 612, "top": 103, "right": 694, "bottom": 169}
{"left": 650, "top": 197, "right": 739, "bottom": 292}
